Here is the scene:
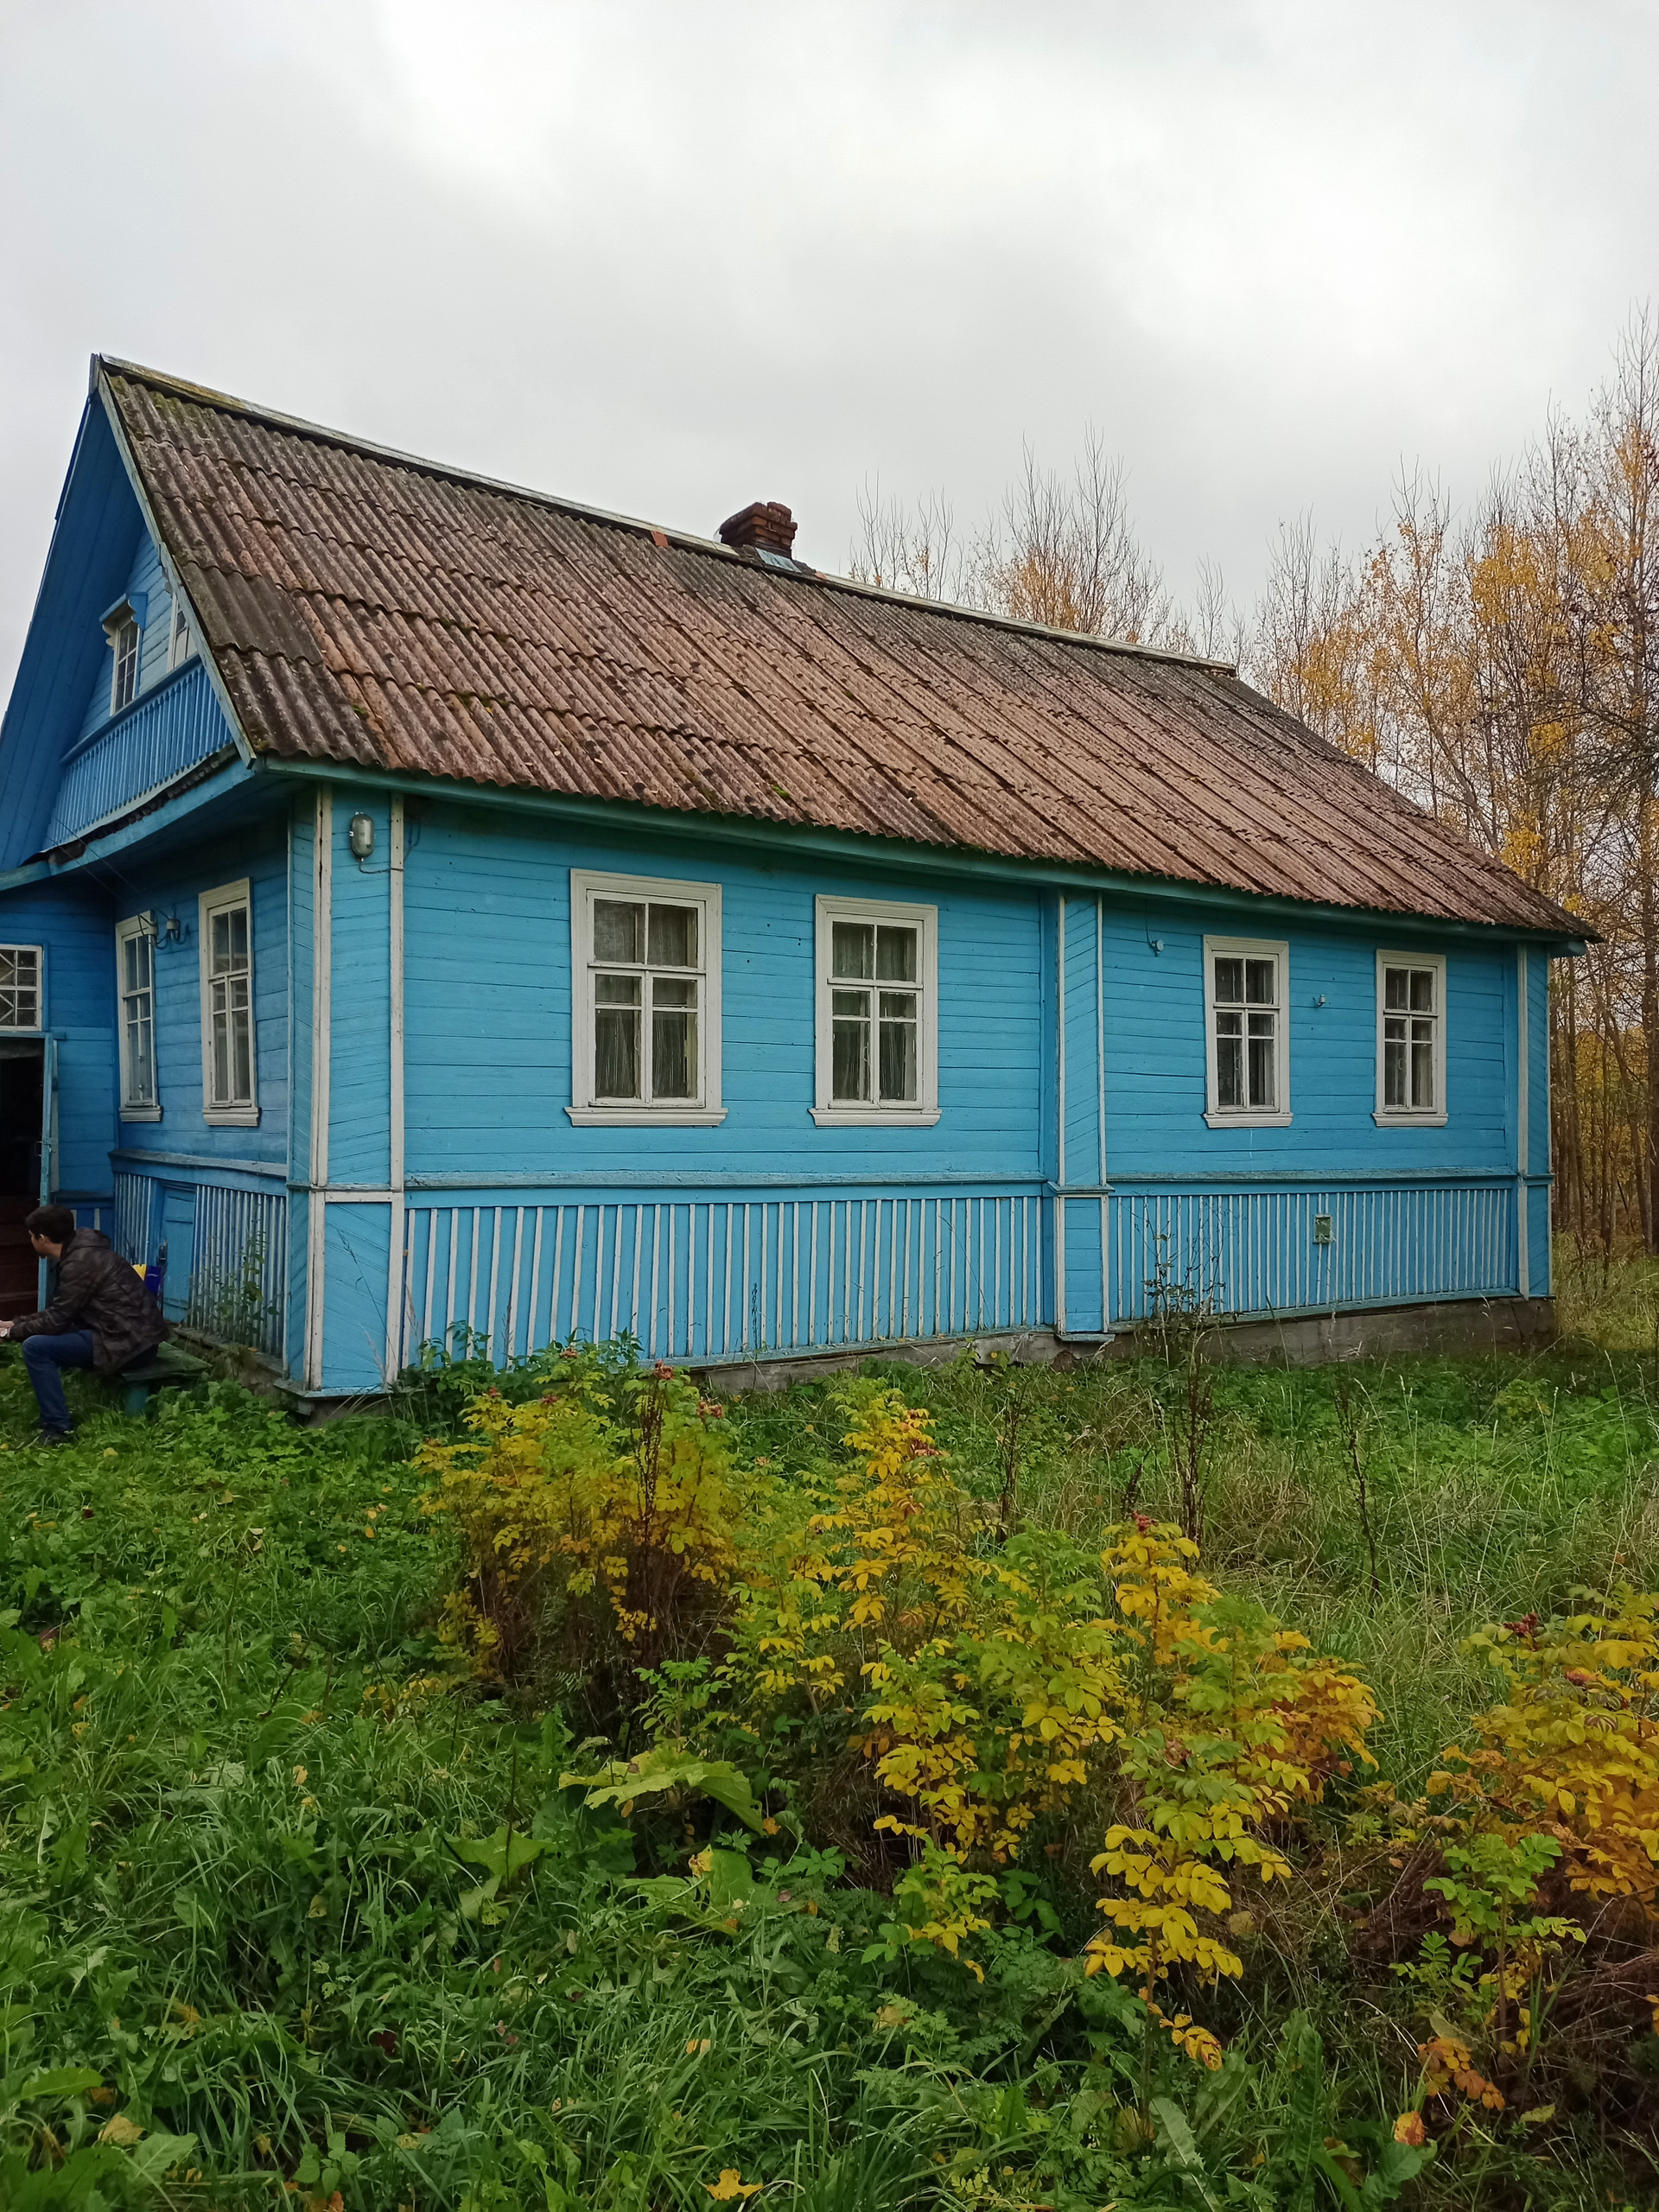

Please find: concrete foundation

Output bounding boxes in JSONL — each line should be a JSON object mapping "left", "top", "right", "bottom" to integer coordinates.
{"left": 690, "top": 1295, "right": 1557, "bottom": 1394}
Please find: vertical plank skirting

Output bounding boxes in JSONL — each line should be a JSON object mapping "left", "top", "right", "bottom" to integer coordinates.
{"left": 1105, "top": 1178, "right": 1516, "bottom": 1324}
{"left": 397, "top": 1191, "right": 1046, "bottom": 1370}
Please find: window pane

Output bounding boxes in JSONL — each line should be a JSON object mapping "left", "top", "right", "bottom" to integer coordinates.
{"left": 229, "top": 907, "right": 248, "bottom": 965}
{"left": 652, "top": 1006, "right": 696, "bottom": 1096}
{"left": 1248, "top": 1020, "right": 1276, "bottom": 1109}
{"left": 1384, "top": 1036, "right": 1406, "bottom": 1107}
{"left": 232, "top": 1009, "right": 253, "bottom": 1103}
{"left": 595, "top": 974, "right": 642, "bottom": 1006}
{"left": 1213, "top": 957, "right": 1243, "bottom": 1005}
{"left": 593, "top": 899, "right": 644, "bottom": 963}
{"left": 595, "top": 1007, "right": 641, "bottom": 1096}
{"left": 879, "top": 1012, "right": 918, "bottom": 1101}
{"left": 832, "top": 988, "right": 868, "bottom": 1019}
{"left": 1409, "top": 969, "right": 1434, "bottom": 1012}
{"left": 652, "top": 976, "right": 696, "bottom": 1010}
{"left": 832, "top": 1014, "right": 870, "bottom": 1101}
{"left": 875, "top": 925, "right": 917, "bottom": 982}
{"left": 1216, "top": 1009, "right": 1243, "bottom": 1108}
{"left": 1245, "top": 958, "right": 1275, "bottom": 1005}
{"left": 1383, "top": 967, "right": 1408, "bottom": 1011}
{"left": 647, "top": 902, "right": 697, "bottom": 968}
{"left": 831, "top": 921, "right": 874, "bottom": 979}
{"left": 1411, "top": 1020, "right": 1435, "bottom": 1109}
{"left": 213, "top": 1012, "right": 231, "bottom": 1101}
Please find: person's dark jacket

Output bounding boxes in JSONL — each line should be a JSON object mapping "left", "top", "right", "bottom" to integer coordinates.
{"left": 9, "top": 1229, "right": 168, "bottom": 1376}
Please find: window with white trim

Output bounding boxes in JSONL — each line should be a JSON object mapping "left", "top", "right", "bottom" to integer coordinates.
{"left": 116, "top": 916, "right": 160, "bottom": 1119}
{"left": 813, "top": 895, "right": 939, "bottom": 1125}
{"left": 0, "top": 946, "right": 42, "bottom": 1032}
{"left": 109, "top": 614, "right": 141, "bottom": 711}
{"left": 1375, "top": 951, "right": 1446, "bottom": 1124}
{"left": 1203, "top": 937, "right": 1290, "bottom": 1127}
{"left": 168, "top": 596, "right": 194, "bottom": 669}
{"left": 198, "top": 880, "right": 257, "bottom": 1124}
{"left": 568, "top": 871, "right": 723, "bottom": 1124}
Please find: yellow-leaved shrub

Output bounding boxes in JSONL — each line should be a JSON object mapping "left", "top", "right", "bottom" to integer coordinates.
{"left": 419, "top": 1356, "right": 755, "bottom": 1695}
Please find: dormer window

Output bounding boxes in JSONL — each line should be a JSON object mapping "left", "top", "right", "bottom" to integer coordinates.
{"left": 101, "top": 594, "right": 146, "bottom": 714}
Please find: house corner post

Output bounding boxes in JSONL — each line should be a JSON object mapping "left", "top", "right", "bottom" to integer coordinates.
{"left": 302, "top": 785, "right": 333, "bottom": 1389}
{"left": 384, "top": 794, "right": 405, "bottom": 1378}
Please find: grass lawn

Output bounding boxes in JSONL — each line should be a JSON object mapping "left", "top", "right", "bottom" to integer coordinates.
{"left": 2, "top": 1287, "right": 1657, "bottom": 2210}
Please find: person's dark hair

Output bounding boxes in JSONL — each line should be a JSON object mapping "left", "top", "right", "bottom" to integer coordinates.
{"left": 24, "top": 1205, "right": 77, "bottom": 1245}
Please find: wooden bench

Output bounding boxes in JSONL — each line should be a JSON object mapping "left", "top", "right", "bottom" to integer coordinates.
{"left": 118, "top": 1344, "right": 210, "bottom": 1415}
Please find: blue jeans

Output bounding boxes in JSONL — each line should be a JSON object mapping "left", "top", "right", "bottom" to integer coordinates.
{"left": 20, "top": 1331, "right": 96, "bottom": 1433}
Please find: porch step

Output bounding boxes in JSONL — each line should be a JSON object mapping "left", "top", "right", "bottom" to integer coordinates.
{"left": 118, "top": 1344, "right": 210, "bottom": 1415}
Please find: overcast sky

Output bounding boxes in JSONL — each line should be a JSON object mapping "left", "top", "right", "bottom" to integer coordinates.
{"left": 2, "top": 1, "right": 1655, "bottom": 691}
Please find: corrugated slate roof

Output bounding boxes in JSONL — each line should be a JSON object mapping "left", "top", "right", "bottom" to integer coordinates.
{"left": 102, "top": 359, "right": 1574, "bottom": 934}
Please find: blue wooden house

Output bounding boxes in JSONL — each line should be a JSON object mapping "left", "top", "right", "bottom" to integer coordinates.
{"left": 0, "top": 359, "right": 1583, "bottom": 1399}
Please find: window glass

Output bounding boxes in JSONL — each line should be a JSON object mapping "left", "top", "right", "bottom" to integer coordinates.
{"left": 1382, "top": 963, "right": 1438, "bottom": 1112}
{"left": 1212, "top": 950, "right": 1278, "bottom": 1112}
{"left": 0, "top": 947, "right": 41, "bottom": 1031}
{"left": 119, "top": 927, "right": 156, "bottom": 1107}
{"left": 830, "top": 921, "right": 918, "bottom": 1103}
{"left": 112, "top": 618, "right": 141, "bottom": 711}
{"left": 207, "top": 902, "right": 253, "bottom": 1107}
{"left": 588, "top": 893, "right": 703, "bottom": 1104}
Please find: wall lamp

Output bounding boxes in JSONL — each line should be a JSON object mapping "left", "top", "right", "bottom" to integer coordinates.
{"left": 348, "top": 813, "right": 375, "bottom": 861}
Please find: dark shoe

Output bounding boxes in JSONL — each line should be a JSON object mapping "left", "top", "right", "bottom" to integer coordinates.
{"left": 34, "top": 1428, "right": 73, "bottom": 1449}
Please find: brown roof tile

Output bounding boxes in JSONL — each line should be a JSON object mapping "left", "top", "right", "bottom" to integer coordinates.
{"left": 105, "top": 360, "right": 1576, "bottom": 932}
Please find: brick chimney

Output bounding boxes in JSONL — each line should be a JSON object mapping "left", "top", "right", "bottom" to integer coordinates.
{"left": 717, "top": 501, "right": 798, "bottom": 558}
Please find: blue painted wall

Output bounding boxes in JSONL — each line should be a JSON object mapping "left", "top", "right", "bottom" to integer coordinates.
{"left": 401, "top": 803, "right": 1046, "bottom": 1186}
{"left": 105, "top": 820, "right": 290, "bottom": 1170}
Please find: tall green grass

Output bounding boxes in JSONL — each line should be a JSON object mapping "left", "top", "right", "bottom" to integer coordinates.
{"left": 3, "top": 1290, "right": 1658, "bottom": 2209}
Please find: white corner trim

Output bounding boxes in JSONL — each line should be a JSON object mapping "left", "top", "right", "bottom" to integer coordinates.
{"left": 1203, "top": 1108, "right": 1293, "bottom": 1129}
{"left": 303, "top": 789, "right": 333, "bottom": 1392}
{"left": 565, "top": 1106, "right": 728, "bottom": 1126}
{"left": 810, "top": 1106, "right": 942, "bottom": 1127}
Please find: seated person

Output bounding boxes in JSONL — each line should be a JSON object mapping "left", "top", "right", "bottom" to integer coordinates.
{"left": 0, "top": 1205, "right": 168, "bottom": 1445}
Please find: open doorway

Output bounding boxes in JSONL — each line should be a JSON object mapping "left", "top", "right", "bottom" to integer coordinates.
{"left": 0, "top": 1041, "right": 44, "bottom": 1321}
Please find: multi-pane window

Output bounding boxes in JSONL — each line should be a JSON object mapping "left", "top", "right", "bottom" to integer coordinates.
{"left": 111, "top": 616, "right": 141, "bottom": 711}
{"left": 830, "top": 918, "right": 920, "bottom": 1103}
{"left": 814, "top": 897, "right": 938, "bottom": 1124}
{"left": 1376, "top": 953, "right": 1446, "bottom": 1122}
{"left": 1203, "top": 938, "right": 1289, "bottom": 1125}
{"left": 569, "top": 873, "right": 723, "bottom": 1122}
{"left": 116, "top": 918, "right": 158, "bottom": 1116}
{"left": 198, "top": 881, "right": 257, "bottom": 1122}
{"left": 0, "top": 946, "right": 41, "bottom": 1031}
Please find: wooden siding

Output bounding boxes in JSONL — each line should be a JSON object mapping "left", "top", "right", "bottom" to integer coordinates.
{"left": 401, "top": 805, "right": 1046, "bottom": 1185}
{"left": 108, "top": 820, "right": 289, "bottom": 1166}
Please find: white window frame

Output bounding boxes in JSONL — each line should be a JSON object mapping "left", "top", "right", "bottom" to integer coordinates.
{"left": 168, "top": 594, "right": 195, "bottom": 670}
{"left": 568, "top": 869, "right": 724, "bottom": 1125}
{"left": 1374, "top": 950, "right": 1448, "bottom": 1127}
{"left": 812, "top": 893, "right": 939, "bottom": 1127}
{"left": 115, "top": 914, "right": 161, "bottom": 1121}
{"left": 1202, "top": 936, "right": 1291, "bottom": 1128}
{"left": 0, "top": 944, "right": 44, "bottom": 1033}
{"left": 104, "top": 599, "right": 143, "bottom": 714}
{"left": 198, "top": 879, "right": 259, "bottom": 1126}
